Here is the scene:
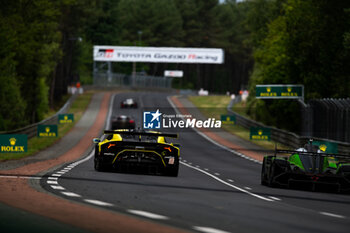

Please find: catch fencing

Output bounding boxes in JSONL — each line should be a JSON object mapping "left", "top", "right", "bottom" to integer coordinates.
{"left": 307, "top": 98, "right": 350, "bottom": 142}
{"left": 93, "top": 72, "right": 173, "bottom": 89}
{"left": 227, "top": 97, "right": 350, "bottom": 154}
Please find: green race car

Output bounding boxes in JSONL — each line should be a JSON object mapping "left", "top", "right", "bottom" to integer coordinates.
{"left": 261, "top": 141, "right": 350, "bottom": 192}
{"left": 93, "top": 129, "right": 180, "bottom": 176}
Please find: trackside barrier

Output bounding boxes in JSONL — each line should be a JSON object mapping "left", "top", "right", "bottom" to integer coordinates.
{"left": 0, "top": 94, "right": 77, "bottom": 139}
{"left": 308, "top": 98, "right": 350, "bottom": 142}
{"left": 227, "top": 98, "right": 350, "bottom": 154}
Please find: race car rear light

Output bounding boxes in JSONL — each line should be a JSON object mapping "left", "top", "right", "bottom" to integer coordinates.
{"left": 164, "top": 147, "right": 171, "bottom": 152}
{"left": 129, "top": 120, "right": 134, "bottom": 123}
{"left": 108, "top": 144, "right": 116, "bottom": 149}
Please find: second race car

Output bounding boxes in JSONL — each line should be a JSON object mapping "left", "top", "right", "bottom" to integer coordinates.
{"left": 261, "top": 140, "right": 350, "bottom": 192}
{"left": 110, "top": 115, "right": 135, "bottom": 130}
{"left": 120, "top": 98, "right": 137, "bottom": 108}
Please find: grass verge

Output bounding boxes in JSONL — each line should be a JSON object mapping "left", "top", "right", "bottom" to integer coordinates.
{"left": 0, "top": 92, "right": 94, "bottom": 161}
{"left": 188, "top": 95, "right": 289, "bottom": 151}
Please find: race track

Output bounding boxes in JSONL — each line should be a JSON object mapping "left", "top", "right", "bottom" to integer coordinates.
{"left": 41, "top": 92, "right": 350, "bottom": 233}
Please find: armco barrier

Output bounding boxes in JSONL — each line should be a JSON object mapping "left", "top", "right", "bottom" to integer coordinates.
{"left": 0, "top": 94, "right": 77, "bottom": 139}
{"left": 227, "top": 98, "right": 350, "bottom": 154}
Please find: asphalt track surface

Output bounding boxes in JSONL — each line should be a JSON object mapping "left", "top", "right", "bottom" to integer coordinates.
{"left": 42, "top": 92, "right": 350, "bottom": 233}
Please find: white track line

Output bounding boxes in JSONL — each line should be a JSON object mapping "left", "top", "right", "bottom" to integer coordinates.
{"left": 320, "top": 212, "right": 345, "bottom": 219}
{"left": 167, "top": 96, "right": 262, "bottom": 165}
{"left": 181, "top": 162, "right": 274, "bottom": 202}
{"left": 61, "top": 192, "right": 81, "bottom": 197}
{"left": 64, "top": 93, "right": 115, "bottom": 169}
{"left": 50, "top": 185, "right": 65, "bottom": 190}
{"left": 268, "top": 196, "right": 281, "bottom": 201}
{"left": 47, "top": 180, "right": 58, "bottom": 185}
{"left": 127, "top": 210, "right": 169, "bottom": 220}
{"left": 168, "top": 96, "right": 273, "bottom": 202}
{"left": 47, "top": 94, "right": 116, "bottom": 210}
{"left": 193, "top": 226, "right": 230, "bottom": 233}
{"left": 48, "top": 177, "right": 58, "bottom": 180}
{"left": 0, "top": 175, "right": 41, "bottom": 180}
{"left": 84, "top": 199, "right": 114, "bottom": 207}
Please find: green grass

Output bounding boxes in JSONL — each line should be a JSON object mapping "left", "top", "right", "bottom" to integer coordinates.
{"left": 0, "top": 92, "right": 93, "bottom": 161}
{"left": 188, "top": 95, "right": 289, "bottom": 151}
{"left": 232, "top": 101, "right": 251, "bottom": 118}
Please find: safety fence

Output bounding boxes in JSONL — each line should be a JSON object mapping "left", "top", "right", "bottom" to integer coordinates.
{"left": 227, "top": 97, "right": 350, "bottom": 154}
{"left": 308, "top": 98, "right": 350, "bottom": 142}
{"left": 0, "top": 94, "right": 77, "bottom": 139}
{"left": 93, "top": 72, "right": 173, "bottom": 89}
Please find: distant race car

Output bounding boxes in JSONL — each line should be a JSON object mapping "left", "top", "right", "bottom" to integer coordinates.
{"left": 111, "top": 115, "right": 135, "bottom": 130}
{"left": 261, "top": 140, "right": 350, "bottom": 192}
{"left": 93, "top": 130, "right": 180, "bottom": 176}
{"left": 120, "top": 98, "right": 137, "bottom": 108}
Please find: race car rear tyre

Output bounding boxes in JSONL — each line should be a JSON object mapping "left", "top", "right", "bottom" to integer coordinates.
{"left": 261, "top": 157, "right": 268, "bottom": 185}
{"left": 268, "top": 161, "right": 276, "bottom": 187}
{"left": 94, "top": 158, "right": 105, "bottom": 172}
{"left": 166, "top": 163, "right": 179, "bottom": 177}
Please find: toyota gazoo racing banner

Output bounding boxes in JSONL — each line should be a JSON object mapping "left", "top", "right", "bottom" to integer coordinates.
{"left": 93, "top": 46, "right": 224, "bottom": 64}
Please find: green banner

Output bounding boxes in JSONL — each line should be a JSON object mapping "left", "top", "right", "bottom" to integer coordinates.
{"left": 38, "top": 125, "right": 58, "bottom": 137}
{"left": 312, "top": 141, "right": 338, "bottom": 154}
{"left": 250, "top": 127, "right": 271, "bottom": 141}
{"left": 0, "top": 134, "right": 27, "bottom": 153}
{"left": 58, "top": 114, "right": 74, "bottom": 124}
{"left": 256, "top": 85, "right": 303, "bottom": 99}
{"left": 220, "top": 115, "right": 236, "bottom": 125}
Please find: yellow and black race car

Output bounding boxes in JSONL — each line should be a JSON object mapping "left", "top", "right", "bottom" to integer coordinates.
{"left": 93, "top": 130, "right": 180, "bottom": 176}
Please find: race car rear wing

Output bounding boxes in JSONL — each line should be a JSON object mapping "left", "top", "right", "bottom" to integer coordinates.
{"left": 274, "top": 149, "right": 350, "bottom": 159}
{"left": 103, "top": 130, "right": 178, "bottom": 138}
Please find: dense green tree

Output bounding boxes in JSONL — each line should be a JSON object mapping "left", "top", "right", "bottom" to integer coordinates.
{"left": 0, "top": 0, "right": 61, "bottom": 127}
{"left": 247, "top": 0, "right": 350, "bottom": 133}
{"left": 117, "top": 0, "right": 183, "bottom": 47}
{"left": 0, "top": 9, "right": 26, "bottom": 130}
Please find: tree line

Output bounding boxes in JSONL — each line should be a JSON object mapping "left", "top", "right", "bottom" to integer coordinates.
{"left": 246, "top": 0, "right": 350, "bottom": 133}
{"left": 1, "top": 0, "right": 349, "bottom": 133}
